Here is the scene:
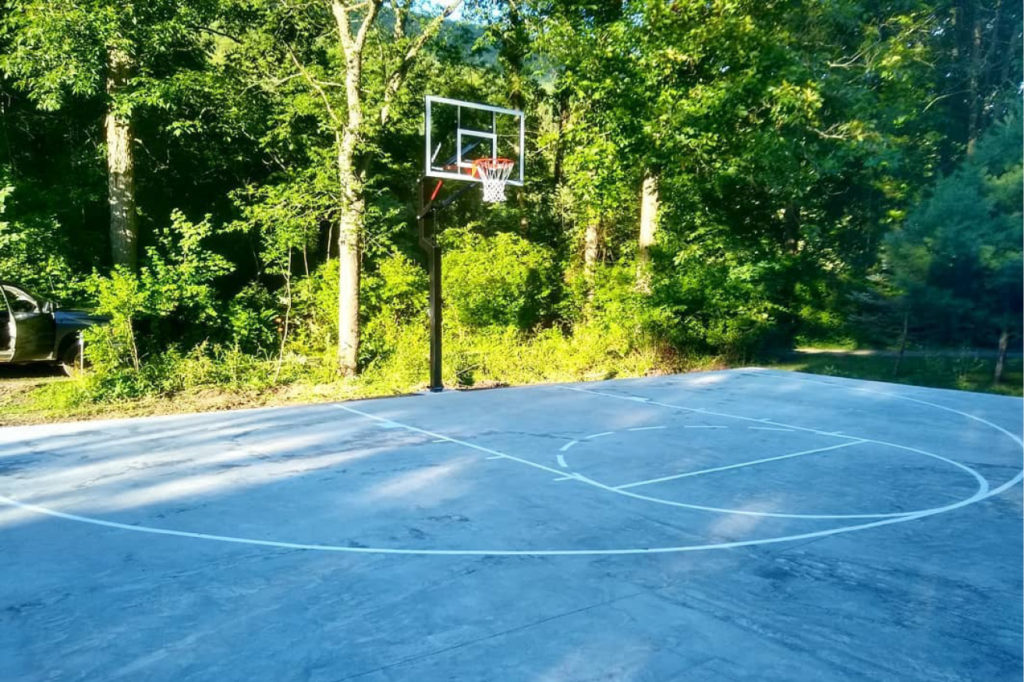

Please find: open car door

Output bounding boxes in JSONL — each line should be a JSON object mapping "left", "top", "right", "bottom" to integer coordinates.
{"left": 0, "top": 286, "right": 13, "bottom": 363}
{"left": 3, "top": 285, "right": 54, "bottom": 362}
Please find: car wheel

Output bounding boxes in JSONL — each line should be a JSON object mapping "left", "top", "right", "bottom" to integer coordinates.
{"left": 59, "top": 341, "right": 85, "bottom": 376}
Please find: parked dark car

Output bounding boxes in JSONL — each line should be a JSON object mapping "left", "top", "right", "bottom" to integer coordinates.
{"left": 0, "top": 282, "right": 108, "bottom": 374}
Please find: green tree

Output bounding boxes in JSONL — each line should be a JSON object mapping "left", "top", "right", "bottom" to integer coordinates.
{"left": 222, "top": 0, "right": 462, "bottom": 375}
{"left": 537, "top": 0, "right": 944, "bottom": 350}
{"left": 1, "top": 0, "right": 218, "bottom": 269}
{"left": 884, "top": 105, "right": 1022, "bottom": 380}
{"left": 0, "top": 180, "right": 80, "bottom": 300}
{"left": 85, "top": 210, "right": 230, "bottom": 374}
{"left": 928, "top": 0, "right": 1023, "bottom": 162}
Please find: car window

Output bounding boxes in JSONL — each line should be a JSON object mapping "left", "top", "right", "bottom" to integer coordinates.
{"left": 2, "top": 286, "right": 38, "bottom": 314}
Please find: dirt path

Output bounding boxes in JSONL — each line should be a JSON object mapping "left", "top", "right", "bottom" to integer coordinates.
{"left": 0, "top": 366, "right": 69, "bottom": 418}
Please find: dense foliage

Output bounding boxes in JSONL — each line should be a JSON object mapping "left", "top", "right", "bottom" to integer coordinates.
{"left": 0, "top": 0, "right": 1020, "bottom": 404}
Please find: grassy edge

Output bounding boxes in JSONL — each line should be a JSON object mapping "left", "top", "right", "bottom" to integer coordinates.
{"left": 0, "top": 355, "right": 728, "bottom": 427}
{"left": 763, "top": 353, "right": 1022, "bottom": 398}
{"left": 3, "top": 350, "right": 1019, "bottom": 427}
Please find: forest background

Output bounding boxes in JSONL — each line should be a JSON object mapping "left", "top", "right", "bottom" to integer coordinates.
{"left": 0, "top": 0, "right": 1021, "bottom": 421}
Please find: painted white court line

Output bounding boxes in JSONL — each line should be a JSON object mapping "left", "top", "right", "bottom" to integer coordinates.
{"left": 584, "top": 431, "right": 615, "bottom": 440}
{"left": 559, "top": 440, "right": 579, "bottom": 452}
{"left": 0, "top": 376, "right": 1018, "bottom": 556}
{"left": 0, "top": 462, "right": 1015, "bottom": 556}
{"left": 749, "top": 427, "right": 794, "bottom": 432}
{"left": 249, "top": 390, "right": 991, "bottom": 521}
{"left": 761, "top": 371, "right": 1024, "bottom": 448}
{"left": 628, "top": 426, "right": 667, "bottom": 432}
{"left": 615, "top": 441, "right": 865, "bottom": 490}
{"left": 559, "top": 386, "right": 862, "bottom": 441}
{"left": 556, "top": 454, "right": 568, "bottom": 468}
{"left": 559, "top": 385, "right": 995, "bottom": 518}
{"left": 571, "top": 440, "right": 991, "bottom": 520}
{"left": 333, "top": 404, "right": 568, "bottom": 480}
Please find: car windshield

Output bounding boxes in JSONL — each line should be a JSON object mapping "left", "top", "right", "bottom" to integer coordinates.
{"left": 2, "top": 285, "right": 40, "bottom": 312}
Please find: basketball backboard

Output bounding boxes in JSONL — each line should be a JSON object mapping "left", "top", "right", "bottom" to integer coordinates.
{"left": 424, "top": 96, "right": 524, "bottom": 187}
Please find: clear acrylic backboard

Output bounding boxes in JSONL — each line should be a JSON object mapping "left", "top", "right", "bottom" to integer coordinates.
{"left": 424, "top": 96, "right": 524, "bottom": 187}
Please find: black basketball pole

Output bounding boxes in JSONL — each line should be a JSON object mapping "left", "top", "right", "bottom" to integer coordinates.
{"left": 418, "top": 178, "right": 443, "bottom": 392}
{"left": 417, "top": 177, "right": 475, "bottom": 392}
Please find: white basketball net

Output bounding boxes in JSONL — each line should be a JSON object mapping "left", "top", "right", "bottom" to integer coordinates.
{"left": 473, "top": 158, "right": 515, "bottom": 203}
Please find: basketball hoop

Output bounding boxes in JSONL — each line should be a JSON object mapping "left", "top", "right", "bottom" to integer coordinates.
{"left": 472, "top": 157, "right": 515, "bottom": 203}
{"left": 421, "top": 97, "right": 526, "bottom": 391}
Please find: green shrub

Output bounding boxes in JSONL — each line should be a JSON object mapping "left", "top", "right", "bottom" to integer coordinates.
{"left": 360, "top": 253, "right": 428, "bottom": 367}
{"left": 441, "top": 228, "right": 558, "bottom": 329}
{"left": 80, "top": 211, "right": 232, "bottom": 397}
{"left": 290, "top": 259, "right": 339, "bottom": 354}
{"left": 227, "top": 282, "right": 279, "bottom": 355}
{"left": 649, "top": 245, "right": 778, "bottom": 358}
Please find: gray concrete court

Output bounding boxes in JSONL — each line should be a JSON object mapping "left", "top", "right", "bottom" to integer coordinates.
{"left": 0, "top": 368, "right": 1021, "bottom": 681}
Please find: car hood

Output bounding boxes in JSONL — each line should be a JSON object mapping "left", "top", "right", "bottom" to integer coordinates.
{"left": 55, "top": 310, "right": 110, "bottom": 326}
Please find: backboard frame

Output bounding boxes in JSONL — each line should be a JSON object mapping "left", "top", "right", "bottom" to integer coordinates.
{"left": 424, "top": 96, "right": 525, "bottom": 187}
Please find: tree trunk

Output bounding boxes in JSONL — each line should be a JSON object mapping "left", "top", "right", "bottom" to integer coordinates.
{"left": 994, "top": 325, "right": 1009, "bottom": 384}
{"left": 552, "top": 88, "right": 569, "bottom": 189}
{"left": 980, "top": 0, "right": 1004, "bottom": 99}
{"left": 336, "top": 84, "right": 364, "bottom": 376}
{"left": 337, "top": 199, "right": 361, "bottom": 375}
{"left": 327, "top": 0, "right": 454, "bottom": 375}
{"left": 996, "top": 4, "right": 1018, "bottom": 90}
{"left": 500, "top": 0, "right": 526, "bottom": 113}
{"left": 636, "top": 170, "right": 659, "bottom": 292}
{"left": 965, "top": 13, "right": 983, "bottom": 156}
{"left": 583, "top": 214, "right": 602, "bottom": 297}
{"left": 105, "top": 48, "right": 138, "bottom": 270}
{"left": 893, "top": 309, "right": 909, "bottom": 376}
{"left": 500, "top": 0, "right": 529, "bottom": 234}
{"left": 777, "top": 202, "right": 801, "bottom": 342}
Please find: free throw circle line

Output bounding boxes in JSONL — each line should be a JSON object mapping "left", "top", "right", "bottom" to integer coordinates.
{"left": 0, "top": 469, "right": 1018, "bottom": 556}
{"left": 614, "top": 441, "right": 868, "bottom": 490}
{"left": 559, "top": 386, "right": 992, "bottom": 519}
{"left": 0, "top": 380, "right": 1018, "bottom": 556}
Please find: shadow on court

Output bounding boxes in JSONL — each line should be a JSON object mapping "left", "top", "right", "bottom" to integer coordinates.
{"left": 0, "top": 370, "right": 1020, "bottom": 681}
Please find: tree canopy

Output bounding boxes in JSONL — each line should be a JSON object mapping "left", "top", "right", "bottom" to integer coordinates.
{"left": 0, "top": 0, "right": 1020, "bottom": 400}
